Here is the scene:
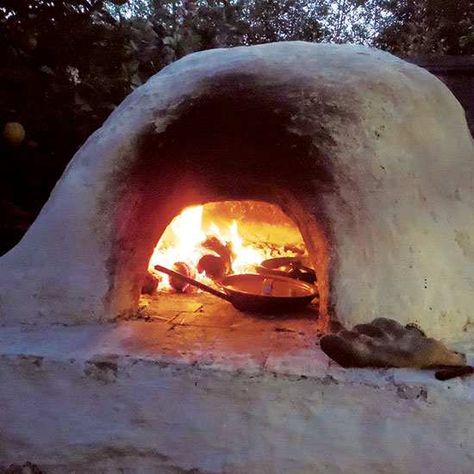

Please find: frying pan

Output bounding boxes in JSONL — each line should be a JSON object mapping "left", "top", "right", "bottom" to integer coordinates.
{"left": 154, "top": 264, "right": 318, "bottom": 313}
{"left": 256, "top": 256, "right": 317, "bottom": 284}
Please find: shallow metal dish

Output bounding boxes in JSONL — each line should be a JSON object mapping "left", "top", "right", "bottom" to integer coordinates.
{"left": 154, "top": 265, "right": 318, "bottom": 313}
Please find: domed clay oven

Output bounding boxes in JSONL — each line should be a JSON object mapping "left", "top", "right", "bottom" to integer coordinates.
{"left": 0, "top": 42, "right": 473, "bottom": 340}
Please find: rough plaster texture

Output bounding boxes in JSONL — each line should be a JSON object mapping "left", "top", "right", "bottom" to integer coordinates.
{"left": 0, "top": 322, "right": 474, "bottom": 473}
{"left": 0, "top": 42, "right": 473, "bottom": 339}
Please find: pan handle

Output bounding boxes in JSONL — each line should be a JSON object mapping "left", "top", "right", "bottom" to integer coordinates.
{"left": 154, "top": 264, "right": 233, "bottom": 302}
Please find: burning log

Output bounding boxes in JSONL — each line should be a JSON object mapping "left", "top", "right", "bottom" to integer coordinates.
{"left": 197, "top": 254, "right": 227, "bottom": 280}
{"left": 201, "top": 236, "right": 233, "bottom": 273}
{"left": 169, "top": 262, "right": 194, "bottom": 292}
{"left": 283, "top": 243, "right": 306, "bottom": 255}
{"left": 147, "top": 203, "right": 310, "bottom": 291}
{"left": 141, "top": 271, "right": 161, "bottom": 295}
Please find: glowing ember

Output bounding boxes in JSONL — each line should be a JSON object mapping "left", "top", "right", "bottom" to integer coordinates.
{"left": 148, "top": 203, "right": 305, "bottom": 291}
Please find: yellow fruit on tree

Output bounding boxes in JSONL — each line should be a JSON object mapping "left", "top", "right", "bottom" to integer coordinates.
{"left": 26, "top": 35, "right": 38, "bottom": 50}
{"left": 3, "top": 122, "right": 26, "bottom": 145}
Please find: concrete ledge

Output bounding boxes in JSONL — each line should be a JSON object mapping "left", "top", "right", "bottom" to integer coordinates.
{"left": 1, "top": 322, "right": 474, "bottom": 473}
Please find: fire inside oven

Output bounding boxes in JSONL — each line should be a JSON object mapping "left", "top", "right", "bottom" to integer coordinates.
{"left": 142, "top": 200, "right": 319, "bottom": 315}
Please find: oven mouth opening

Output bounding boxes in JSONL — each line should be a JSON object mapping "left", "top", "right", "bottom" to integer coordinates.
{"left": 136, "top": 199, "right": 326, "bottom": 352}
{"left": 143, "top": 199, "right": 319, "bottom": 312}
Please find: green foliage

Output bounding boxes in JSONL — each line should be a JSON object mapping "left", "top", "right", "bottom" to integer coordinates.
{"left": 323, "top": 0, "right": 391, "bottom": 44}
{"left": 375, "top": 0, "right": 474, "bottom": 55}
{"left": 148, "top": 0, "right": 249, "bottom": 56}
{"left": 239, "top": 0, "right": 326, "bottom": 44}
{"left": 0, "top": 1, "right": 139, "bottom": 250}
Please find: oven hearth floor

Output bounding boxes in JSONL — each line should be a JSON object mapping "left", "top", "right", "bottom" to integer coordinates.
{"left": 126, "top": 291, "right": 325, "bottom": 370}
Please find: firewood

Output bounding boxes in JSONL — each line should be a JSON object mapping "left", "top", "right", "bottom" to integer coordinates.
{"left": 169, "top": 262, "right": 194, "bottom": 292}
{"left": 201, "top": 236, "right": 232, "bottom": 273}
{"left": 141, "top": 271, "right": 160, "bottom": 295}
{"left": 197, "top": 254, "right": 226, "bottom": 280}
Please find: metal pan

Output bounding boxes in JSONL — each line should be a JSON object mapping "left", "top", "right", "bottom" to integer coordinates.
{"left": 154, "top": 264, "right": 318, "bottom": 313}
{"left": 256, "top": 256, "right": 317, "bottom": 284}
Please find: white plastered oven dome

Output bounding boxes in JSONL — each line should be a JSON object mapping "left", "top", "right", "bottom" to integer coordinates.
{"left": 0, "top": 42, "right": 473, "bottom": 341}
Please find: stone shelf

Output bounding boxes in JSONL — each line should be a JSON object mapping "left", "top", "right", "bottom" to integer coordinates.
{"left": 1, "top": 314, "right": 474, "bottom": 472}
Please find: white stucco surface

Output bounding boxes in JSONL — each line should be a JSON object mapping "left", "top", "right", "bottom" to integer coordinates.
{"left": 0, "top": 322, "right": 473, "bottom": 473}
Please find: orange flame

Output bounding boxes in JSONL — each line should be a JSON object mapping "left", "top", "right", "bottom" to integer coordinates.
{"left": 149, "top": 204, "right": 302, "bottom": 290}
